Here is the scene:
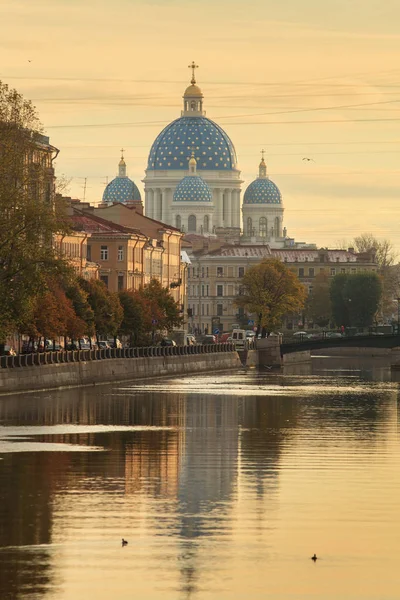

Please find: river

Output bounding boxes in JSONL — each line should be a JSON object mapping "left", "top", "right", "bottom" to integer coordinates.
{"left": 0, "top": 357, "right": 399, "bottom": 600}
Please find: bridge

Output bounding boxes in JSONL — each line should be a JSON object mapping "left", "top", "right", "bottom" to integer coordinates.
{"left": 281, "top": 333, "right": 400, "bottom": 355}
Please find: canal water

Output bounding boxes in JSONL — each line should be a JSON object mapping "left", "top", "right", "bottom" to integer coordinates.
{"left": 0, "top": 358, "right": 399, "bottom": 600}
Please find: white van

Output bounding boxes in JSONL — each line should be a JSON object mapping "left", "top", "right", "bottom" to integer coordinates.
{"left": 231, "top": 329, "right": 247, "bottom": 350}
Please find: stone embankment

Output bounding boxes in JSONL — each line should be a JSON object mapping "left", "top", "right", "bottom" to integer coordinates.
{"left": 0, "top": 344, "right": 241, "bottom": 395}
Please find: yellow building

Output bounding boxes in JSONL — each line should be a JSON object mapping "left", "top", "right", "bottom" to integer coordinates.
{"left": 186, "top": 242, "right": 378, "bottom": 334}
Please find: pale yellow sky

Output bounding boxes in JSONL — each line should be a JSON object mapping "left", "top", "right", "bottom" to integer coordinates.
{"left": 1, "top": 0, "right": 400, "bottom": 249}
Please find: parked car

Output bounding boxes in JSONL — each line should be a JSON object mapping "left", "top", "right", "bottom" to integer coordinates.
{"left": 245, "top": 330, "right": 256, "bottom": 338}
{"left": 201, "top": 335, "right": 217, "bottom": 345}
{"left": 107, "top": 338, "right": 122, "bottom": 349}
{"left": 325, "top": 332, "right": 343, "bottom": 339}
{"left": 97, "top": 341, "right": 111, "bottom": 350}
{"left": 293, "top": 331, "right": 308, "bottom": 338}
{"left": 159, "top": 338, "right": 176, "bottom": 347}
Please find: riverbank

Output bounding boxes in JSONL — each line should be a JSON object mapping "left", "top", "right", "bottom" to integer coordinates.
{"left": 0, "top": 351, "right": 241, "bottom": 395}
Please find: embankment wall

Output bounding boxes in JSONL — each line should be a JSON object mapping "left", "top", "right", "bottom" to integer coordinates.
{"left": 0, "top": 352, "right": 241, "bottom": 395}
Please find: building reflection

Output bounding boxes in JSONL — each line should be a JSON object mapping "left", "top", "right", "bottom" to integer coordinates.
{"left": 0, "top": 368, "right": 397, "bottom": 599}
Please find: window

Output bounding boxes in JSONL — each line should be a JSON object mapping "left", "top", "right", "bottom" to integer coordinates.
{"left": 206, "top": 285, "right": 209, "bottom": 296}
{"left": 188, "top": 214, "right": 197, "bottom": 232}
{"left": 100, "top": 275, "right": 109, "bottom": 288}
{"left": 204, "top": 215, "right": 209, "bottom": 233}
{"left": 100, "top": 245, "right": 108, "bottom": 260}
{"left": 217, "top": 285, "right": 223, "bottom": 297}
{"left": 298, "top": 268, "right": 304, "bottom": 277}
{"left": 201, "top": 285, "right": 205, "bottom": 297}
{"left": 238, "top": 307, "right": 245, "bottom": 318}
{"left": 206, "top": 267, "right": 209, "bottom": 277}
{"left": 238, "top": 267, "right": 244, "bottom": 278}
{"left": 217, "top": 304, "right": 223, "bottom": 316}
{"left": 341, "top": 268, "right": 346, "bottom": 273}
{"left": 118, "top": 246, "right": 124, "bottom": 261}
{"left": 330, "top": 268, "right": 336, "bottom": 276}
{"left": 351, "top": 268, "right": 357, "bottom": 274}
{"left": 217, "top": 266, "right": 223, "bottom": 278}
{"left": 176, "top": 215, "right": 181, "bottom": 230}
{"left": 275, "top": 216, "right": 280, "bottom": 236}
{"left": 259, "top": 217, "right": 267, "bottom": 238}
{"left": 247, "top": 217, "right": 253, "bottom": 236}
{"left": 118, "top": 275, "right": 124, "bottom": 291}
{"left": 308, "top": 267, "right": 314, "bottom": 277}
{"left": 206, "top": 304, "right": 209, "bottom": 316}
{"left": 201, "top": 304, "right": 204, "bottom": 316}
{"left": 86, "top": 245, "right": 92, "bottom": 261}
{"left": 201, "top": 267, "right": 204, "bottom": 278}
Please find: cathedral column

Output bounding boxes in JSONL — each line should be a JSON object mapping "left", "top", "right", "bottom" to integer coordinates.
{"left": 234, "top": 190, "right": 241, "bottom": 227}
{"left": 154, "top": 188, "right": 160, "bottom": 221}
{"left": 214, "top": 188, "right": 222, "bottom": 228}
{"left": 146, "top": 189, "right": 154, "bottom": 219}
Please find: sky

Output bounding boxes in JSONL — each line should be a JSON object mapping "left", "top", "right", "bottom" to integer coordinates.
{"left": 1, "top": 0, "right": 400, "bottom": 250}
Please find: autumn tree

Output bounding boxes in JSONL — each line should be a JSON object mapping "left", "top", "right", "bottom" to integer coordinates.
{"left": 307, "top": 272, "right": 331, "bottom": 327}
{"left": 78, "top": 278, "right": 123, "bottom": 340}
{"left": 0, "top": 81, "right": 69, "bottom": 340}
{"left": 235, "top": 259, "right": 307, "bottom": 335}
{"left": 139, "top": 279, "right": 183, "bottom": 332}
{"left": 22, "top": 281, "right": 86, "bottom": 344}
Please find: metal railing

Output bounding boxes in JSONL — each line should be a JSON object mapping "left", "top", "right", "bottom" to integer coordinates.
{"left": 0, "top": 343, "right": 236, "bottom": 369}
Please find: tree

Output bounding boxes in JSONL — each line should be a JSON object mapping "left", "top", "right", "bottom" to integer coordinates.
{"left": 65, "top": 279, "right": 95, "bottom": 339}
{"left": 118, "top": 290, "right": 152, "bottom": 346}
{"left": 0, "top": 81, "right": 69, "bottom": 340}
{"left": 307, "top": 272, "right": 332, "bottom": 327}
{"left": 78, "top": 278, "right": 123, "bottom": 340}
{"left": 22, "top": 281, "right": 85, "bottom": 343}
{"left": 330, "top": 274, "right": 350, "bottom": 328}
{"left": 235, "top": 259, "right": 306, "bottom": 335}
{"left": 346, "top": 273, "right": 382, "bottom": 328}
{"left": 340, "top": 233, "right": 398, "bottom": 320}
{"left": 139, "top": 279, "right": 183, "bottom": 332}
{"left": 330, "top": 272, "right": 382, "bottom": 328}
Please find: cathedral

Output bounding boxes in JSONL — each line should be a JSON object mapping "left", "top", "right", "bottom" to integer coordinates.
{"left": 102, "top": 63, "right": 308, "bottom": 250}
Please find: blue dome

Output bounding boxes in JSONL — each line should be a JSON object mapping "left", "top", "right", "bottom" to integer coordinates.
{"left": 173, "top": 175, "right": 212, "bottom": 202}
{"left": 243, "top": 177, "right": 282, "bottom": 204}
{"left": 147, "top": 117, "right": 238, "bottom": 171}
{"left": 102, "top": 176, "right": 141, "bottom": 204}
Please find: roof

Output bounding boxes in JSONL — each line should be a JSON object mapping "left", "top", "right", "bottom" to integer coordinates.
{"left": 194, "top": 245, "right": 372, "bottom": 263}
{"left": 147, "top": 116, "right": 238, "bottom": 171}
{"left": 70, "top": 209, "right": 144, "bottom": 236}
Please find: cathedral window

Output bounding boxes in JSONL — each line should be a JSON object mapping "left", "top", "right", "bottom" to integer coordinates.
{"left": 204, "top": 215, "right": 209, "bottom": 233}
{"left": 176, "top": 215, "right": 182, "bottom": 230}
{"left": 188, "top": 215, "right": 197, "bottom": 232}
{"left": 259, "top": 217, "right": 267, "bottom": 238}
{"left": 247, "top": 217, "right": 252, "bottom": 235}
{"left": 275, "top": 216, "right": 280, "bottom": 236}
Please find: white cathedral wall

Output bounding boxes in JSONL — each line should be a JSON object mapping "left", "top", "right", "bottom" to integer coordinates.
{"left": 170, "top": 203, "right": 214, "bottom": 234}
{"left": 242, "top": 205, "right": 285, "bottom": 245}
{"left": 143, "top": 169, "right": 242, "bottom": 229}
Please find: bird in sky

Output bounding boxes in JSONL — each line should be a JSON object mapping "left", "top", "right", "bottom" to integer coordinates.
{"left": 302, "top": 157, "right": 315, "bottom": 162}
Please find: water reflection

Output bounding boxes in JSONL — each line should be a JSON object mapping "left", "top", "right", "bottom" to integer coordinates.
{"left": 0, "top": 359, "right": 399, "bottom": 599}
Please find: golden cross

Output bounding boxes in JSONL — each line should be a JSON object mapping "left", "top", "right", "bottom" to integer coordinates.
{"left": 261, "top": 149, "right": 265, "bottom": 160}
{"left": 188, "top": 61, "right": 199, "bottom": 84}
{"left": 120, "top": 147, "right": 125, "bottom": 159}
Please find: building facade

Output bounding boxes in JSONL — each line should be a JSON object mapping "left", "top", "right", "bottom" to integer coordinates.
{"left": 186, "top": 244, "right": 378, "bottom": 334}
